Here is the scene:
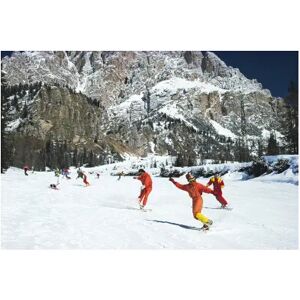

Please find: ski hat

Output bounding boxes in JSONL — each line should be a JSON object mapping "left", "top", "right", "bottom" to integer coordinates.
{"left": 138, "top": 169, "right": 145, "bottom": 173}
{"left": 186, "top": 173, "right": 195, "bottom": 182}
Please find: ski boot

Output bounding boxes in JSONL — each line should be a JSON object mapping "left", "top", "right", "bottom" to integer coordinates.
{"left": 202, "top": 219, "right": 213, "bottom": 231}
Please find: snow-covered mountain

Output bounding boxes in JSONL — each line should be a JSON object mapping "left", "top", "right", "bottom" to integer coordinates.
{"left": 1, "top": 51, "right": 290, "bottom": 169}
{"left": 2, "top": 51, "right": 271, "bottom": 103}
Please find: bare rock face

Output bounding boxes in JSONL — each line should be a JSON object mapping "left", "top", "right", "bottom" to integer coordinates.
{"left": 202, "top": 51, "right": 229, "bottom": 77}
{"left": 2, "top": 51, "right": 289, "bottom": 168}
{"left": 4, "top": 84, "right": 128, "bottom": 168}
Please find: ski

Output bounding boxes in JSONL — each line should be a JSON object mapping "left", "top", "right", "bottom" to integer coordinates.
{"left": 204, "top": 206, "right": 233, "bottom": 211}
{"left": 125, "top": 206, "right": 152, "bottom": 212}
{"left": 139, "top": 208, "right": 152, "bottom": 212}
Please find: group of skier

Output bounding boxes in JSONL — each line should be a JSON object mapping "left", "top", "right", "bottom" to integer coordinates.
{"left": 23, "top": 164, "right": 91, "bottom": 189}
{"left": 134, "top": 169, "right": 228, "bottom": 230}
{"left": 24, "top": 163, "right": 228, "bottom": 230}
{"left": 49, "top": 168, "right": 90, "bottom": 189}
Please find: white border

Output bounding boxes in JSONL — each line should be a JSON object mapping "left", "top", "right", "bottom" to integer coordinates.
{"left": 1, "top": 1, "right": 299, "bottom": 300}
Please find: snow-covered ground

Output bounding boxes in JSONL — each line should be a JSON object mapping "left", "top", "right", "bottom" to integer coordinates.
{"left": 1, "top": 161, "right": 298, "bottom": 249}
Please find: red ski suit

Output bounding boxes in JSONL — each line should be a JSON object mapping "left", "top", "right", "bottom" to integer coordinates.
{"left": 171, "top": 180, "right": 214, "bottom": 218}
{"left": 137, "top": 172, "right": 152, "bottom": 206}
{"left": 23, "top": 165, "right": 29, "bottom": 176}
{"left": 83, "top": 174, "right": 90, "bottom": 186}
{"left": 206, "top": 177, "right": 228, "bottom": 206}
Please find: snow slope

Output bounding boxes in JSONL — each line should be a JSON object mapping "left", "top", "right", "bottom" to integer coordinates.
{"left": 1, "top": 165, "right": 298, "bottom": 249}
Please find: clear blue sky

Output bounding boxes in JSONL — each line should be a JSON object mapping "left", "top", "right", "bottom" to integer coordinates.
{"left": 1, "top": 51, "right": 298, "bottom": 98}
{"left": 214, "top": 51, "right": 298, "bottom": 98}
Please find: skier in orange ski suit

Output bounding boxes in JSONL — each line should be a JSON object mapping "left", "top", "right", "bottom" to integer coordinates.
{"left": 134, "top": 169, "right": 152, "bottom": 208}
{"left": 206, "top": 174, "right": 228, "bottom": 207}
{"left": 169, "top": 173, "right": 215, "bottom": 228}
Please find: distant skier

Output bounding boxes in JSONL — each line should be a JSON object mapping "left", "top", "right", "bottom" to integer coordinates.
{"left": 206, "top": 173, "right": 228, "bottom": 208}
{"left": 50, "top": 183, "right": 59, "bottom": 190}
{"left": 117, "top": 171, "right": 124, "bottom": 181}
{"left": 23, "top": 165, "right": 29, "bottom": 176}
{"left": 77, "top": 168, "right": 83, "bottom": 179}
{"left": 96, "top": 172, "right": 100, "bottom": 179}
{"left": 62, "top": 167, "right": 71, "bottom": 179}
{"left": 77, "top": 168, "right": 90, "bottom": 186}
{"left": 83, "top": 172, "right": 90, "bottom": 186}
{"left": 134, "top": 169, "right": 152, "bottom": 209}
{"left": 54, "top": 168, "right": 60, "bottom": 184}
{"left": 169, "top": 173, "right": 215, "bottom": 230}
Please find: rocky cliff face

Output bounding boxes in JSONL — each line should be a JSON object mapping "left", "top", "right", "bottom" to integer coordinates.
{"left": 3, "top": 83, "right": 127, "bottom": 169}
{"left": 1, "top": 51, "right": 288, "bottom": 169}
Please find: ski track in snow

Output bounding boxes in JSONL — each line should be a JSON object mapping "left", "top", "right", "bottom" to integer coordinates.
{"left": 1, "top": 168, "right": 298, "bottom": 249}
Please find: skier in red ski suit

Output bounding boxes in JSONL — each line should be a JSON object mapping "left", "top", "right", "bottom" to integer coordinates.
{"left": 169, "top": 173, "right": 214, "bottom": 229}
{"left": 134, "top": 169, "right": 152, "bottom": 209}
{"left": 77, "top": 169, "right": 90, "bottom": 186}
{"left": 206, "top": 174, "right": 228, "bottom": 207}
{"left": 23, "top": 165, "right": 29, "bottom": 176}
{"left": 83, "top": 173, "right": 90, "bottom": 186}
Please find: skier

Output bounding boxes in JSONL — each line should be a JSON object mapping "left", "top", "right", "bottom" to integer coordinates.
{"left": 23, "top": 165, "right": 29, "bottom": 176}
{"left": 62, "top": 167, "right": 71, "bottom": 179}
{"left": 50, "top": 183, "right": 59, "bottom": 190}
{"left": 54, "top": 168, "right": 60, "bottom": 184}
{"left": 206, "top": 173, "right": 228, "bottom": 208}
{"left": 133, "top": 169, "right": 152, "bottom": 209}
{"left": 169, "top": 173, "right": 215, "bottom": 230}
{"left": 77, "top": 168, "right": 90, "bottom": 186}
{"left": 83, "top": 172, "right": 90, "bottom": 186}
{"left": 77, "top": 168, "right": 83, "bottom": 179}
{"left": 117, "top": 171, "right": 124, "bottom": 181}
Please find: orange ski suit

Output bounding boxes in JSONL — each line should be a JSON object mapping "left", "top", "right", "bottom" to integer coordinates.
{"left": 206, "top": 177, "right": 228, "bottom": 206}
{"left": 171, "top": 180, "right": 214, "bottom": 219}
{"left": 137, "top": 172, "right": 152, "bottom": 206}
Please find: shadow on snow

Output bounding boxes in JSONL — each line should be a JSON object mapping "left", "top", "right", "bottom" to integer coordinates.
{"left": 149, "top": 219, "right": 201, "bottom": 231}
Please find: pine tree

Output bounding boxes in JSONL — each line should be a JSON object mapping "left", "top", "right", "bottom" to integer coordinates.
{"left": 45, "top": 140, "right": 53, "bottom": 168}
{"left": 238, "top": 96, "right": 250, "bottom": 161}
{"left": 282, "top": 81, "right": 298, "bottom": 154}
{"left": 257, "top": 139, "right": 264, "bottom": 157}
{"left": 1, "top": 70, "right": 13, "bottom": 173}
{"left": 267, "top": 133, "right": 279, "bottom": 155}
{"left": 88, "top": 150, "right": 95, "bottom": 167}
{"left": 72, "top": 147, "right": 78, "bottom": 167}
{"left": 21, "top": 101, "right": 28, "bottom": 119}
{"left": 187, "top": 156, "right": 196, "bottom": 166}
{"left": 175, "top": 153, "right": 184, "bottom": 167}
